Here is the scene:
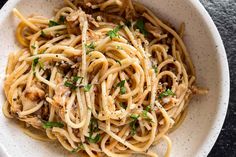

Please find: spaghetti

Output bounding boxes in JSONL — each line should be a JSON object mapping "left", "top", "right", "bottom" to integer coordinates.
{"left": 3, "top": 0, "right": 207, "bottom": 156}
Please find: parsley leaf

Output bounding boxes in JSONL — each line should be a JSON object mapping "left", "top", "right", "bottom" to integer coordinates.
{"left": 42, "top": 121, "right": 64, "bottom": 129}
{"left": 120, "top": 102, "right": 127, "bottom": 109}
{"left": 64, "top": 81, "right": 77, "bottom": 90}
{"left": 152, "top": 65, "right": 158, "bottom": 73}
{"left": 145, "top": 105, "right": 151, "bottom": 112}
{"left": 120, "top": 87, "right": 126, "bottom": 94}
{"left": 135, "top": 19, "right": 148, "bottom": 36}
{"left": 49, "top": 20, "right": 59, "bottom": 27}
{"left": 84, "top": 84, "right": 92, "bottom": 92}
{"left": 59, "top": 16, "right": 66, "bottom": 24}
{"left": 85, "top": 42, "right": 95, "bottom": 54}
{"left": 86, "top": 118, "right": 100, "bottom": 143}
{"left": 72, "top": 76, "right": 83, "bottom": 83}
{"left": 32, "top": 57, "right": 39, "bottom": 73}
{"left": 64, "top": 76, "right": 83, "bottom": 90}
{"left": 115, "top": 59, "right": 122, "bottom": 66}
{"left": 107, "top": 25, "right": 123, "bottom": 39}
{"left": 130, "top": 114, "right": 139, "bottom": 120}
{"left": 117, "top": 80, "right": 125, "bottom": 88}
{"left": 130, "top": 114, "right": 139, "bottom": 136}
{"left": 159, "top": 89, "right": 175, "bottom": 99}
{"left": 86, "top": 134, "right": 101, "bottom": 143}
{"left": 40, "top": 30, "right": 46, "bottom": 38}
{"left": 31, "top": 45, "right": 36, "bottom": 49}
{"left": 71, "top": 143, "right": 84, "bottom": 153}
{"left": 117, "top": 80, "right": 126, "bottom": 94}
{"left": 116, "top": 46, "right": 123, "bottom": 50}
{"left": 32, "top": 57, "right": 44, "bottom": 73}
{"left": 142, "top": 110, "right": 148, "bottom": 118}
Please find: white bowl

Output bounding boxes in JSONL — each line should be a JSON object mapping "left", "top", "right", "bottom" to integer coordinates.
{"left": 0, "top": 0, "right": 230, "bottom": 157}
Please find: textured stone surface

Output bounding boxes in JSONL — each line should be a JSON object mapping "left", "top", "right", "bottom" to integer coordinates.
{"left": 0, "top": 0, "right": 235, "bottom": 156}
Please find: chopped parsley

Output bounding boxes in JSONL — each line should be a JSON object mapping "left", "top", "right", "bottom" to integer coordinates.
{"left": 158, "top": 89, "right": 175, "bottom": 99}
{"left": 84, "top": 84, "right": 92, "bottom": 92}
{"left": 86, "top": 118, "right": 101, "bottom": 143}
{"left": 59, "top": 16, "right": 66, "bottom": 24}
{"left": 31, "top": 45, "right": 36, "bottom": 49}
{"left": 130, "top": 114, "right": 139, "bottom": 120}
{"left": 86, "top": 134, "right": 101, "bottom": 143}
{"left": 40, "top": 30, "right": 46, "bottom": 38}
{"left": 64, "top": 76, "right": 83, "bottom": 90}
{"left": 116, "top": 45, "right": 123, "bottom": 50}
{"left": 152, "top": 65, "right": 158, "bottom": 73}
{"left": 115, "top": 59, "right": 122, "bottom": 66}
{"left": 117, "top": 80, "right": 126, "bottom": 94}
{"left": 130, "top": 114, "right": 139, "bottom": 135}
{"left": 145, "top": 105, "right": 151, "bottom": 112}
{"left": 85, "top": 42, "right": 95, "bottom": 54}
{"left": 72, "top": 76, "right": 83, "bottom": 83}
{"left": 142, "top": 105, "right": 152, "bottom": 119}
{"left": 135, "top": 19, "right": 148, "bottom": 36}
{"left": 49, "top": 20, "right": 59, "bottom": 27}
{"left": 107, "top": 25, "right": 123, "bottom": 39}
{"left": 120, "top": 102, "right": 127, "bottom": 109}
{"left": 32, "top": 57, "right": 44, "bottom": 73}
{"left": 71, "top": 143, "right": 84, "bottom": 153}
{"left": 142, "top": 110, "right": 148, "bottom": 118}
{"left": 64, "top": 81, "right": 77, "bottom": 90}
{"left": 42, "top": 121, "right": 64, "bottom": 129}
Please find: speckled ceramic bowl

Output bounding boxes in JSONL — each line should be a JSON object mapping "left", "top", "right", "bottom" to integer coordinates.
{"left": 0, "top": 0, "right": 230, "bottom": 157}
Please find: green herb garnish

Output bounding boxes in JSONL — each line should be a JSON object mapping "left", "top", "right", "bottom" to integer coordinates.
{"left": 84, "top": 84, "right": 92, "bottom": 92}
{"left": 120, "top": 102, "right": 127, "bottom": 109}
{"left": 116, "top": 46, "right": 123, "bottom": 50}
{"left": 32, "top": 57, "right": 44, "bottom": 73}
{"left": 64, "top": 81, "right": 77, "bottom": 90}
{"left": 86, "top": 134, "right": 101, "bottom": 143}
{"left": 40, "top": 30, "right": 46, "bottom": 38}
{"left": 49, "top": 20, "right": 59, "bottom": 27}
{"left": 115, "top": 59, "right": 122, "bottom": 66}
{"left": 142, "top": 110, "right": 148, "bottom": 118}
{"left": 107, "top": 25, "right": 123, "bottom": 39}
{"left": 64, "top": 76, "right": 83, "bottom": 90}
{"left": 71, "top": 143, "right": 84, "bottom": 153}
{"left": 142, "top": 105, "right": 152, "bottom": 119}
{"left": 117, "top": 80, "right": 126, "bottom": 94}
{"left": 130, "top": 114, "right": 139, "bottom": 135}
{"left": 86, "top": 118, "right": 101, "bottom": 143}
{"left": 130, "top": 114, "right": 139, "bottom": 120}
{"left": 152, "top": 65, "right": 158, "bottom": 73}
{"left": 59, "top": 16, "right": 66, "bottom": 24}
{"left": 31, "top": 45, "right": 36, "bottom": 49}
{"left": 85, "top": 42, "right": 95, "bottom": 54}
{"left": 135, "top": 19, "right": 148, "bottom": 36}
{"left": 42, "top": 121, "right": 64, "bottom": 129}
{"left": 120, "top": 87, "right": 126, "bottom": 94}
{"left": 145, "top": 105, "right": 151, "bottom": 112}
{"left": 158, "top": 89, "right": 175, "bottom": 99}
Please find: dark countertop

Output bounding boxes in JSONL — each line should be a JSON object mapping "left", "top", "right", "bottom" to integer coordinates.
{"left": 0, "top": 0, "right": 235, "bottom": 156}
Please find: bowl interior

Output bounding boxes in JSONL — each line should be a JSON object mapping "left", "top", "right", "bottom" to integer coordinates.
{"left": 0, "top": 0, "right": 229, "bottom": 157}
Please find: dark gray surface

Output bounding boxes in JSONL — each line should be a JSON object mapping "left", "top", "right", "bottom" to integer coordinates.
{"left": 0, "top": 0, "right": 235, "bottom": 156}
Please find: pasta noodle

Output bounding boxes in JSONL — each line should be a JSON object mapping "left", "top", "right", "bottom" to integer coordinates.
{"left": 3, "top": 0, "right": 208, "bottom": 156}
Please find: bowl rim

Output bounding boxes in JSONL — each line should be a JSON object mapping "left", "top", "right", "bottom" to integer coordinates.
{"left": 0, "top": 0, "right": 230, "bottom": 157}
{"left": 187, "top": 1, "right": 230, "bottom": 156}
